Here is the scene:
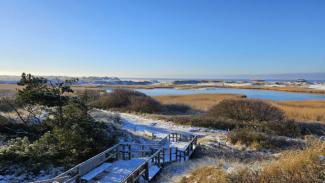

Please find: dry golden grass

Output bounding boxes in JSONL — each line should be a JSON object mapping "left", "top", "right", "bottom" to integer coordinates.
{"left": 179, "top": 166, "right": 228, "bottom": 183}
{"left": 273, "top": 100, "right": 325, "bottom": 123}
{"left": 228, "top": 85, "right": 325, "bottom": 95}
{"left": 154, "top": 93, "right": 245, "bottom": 111}
{"left": 155, "top": 93, "right": 325, "bottom": 123}
{"left": 0, "top": 84, "right": 106, "bottom": 95}
{"left": 0, "top": 84, "right": 21, "bottom": 91}
{"left": 232, "top": 140, "right": 325, "bottom": 183}
{"left": 179, "top": 140, "right": 325, "bottom": 183}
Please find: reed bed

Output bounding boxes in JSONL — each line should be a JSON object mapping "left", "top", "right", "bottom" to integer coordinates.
{"left": 154, "top": 93, "right": 245, "bottom": 111}
{"left": 155, "top": 94, "right": 325, "bottom": 123}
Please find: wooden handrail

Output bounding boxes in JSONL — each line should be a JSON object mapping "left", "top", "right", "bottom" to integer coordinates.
{"left": 33, "top": 132, "right": 198, "bottom": 183}
{"left": 55, "top": 144, "right": 121, "bottom": 181}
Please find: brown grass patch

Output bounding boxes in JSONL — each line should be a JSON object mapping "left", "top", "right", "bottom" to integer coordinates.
{"left": 156, "top": 93, "right": 325, "bottom": 123}
{"left": 179, "top": 140, "right": 325, "bottom": 183}
{"left": 154, "top": 93, "right": 245, "bottom": 111}
{"left": 179, "top": 166, "right": 228, "bottom": 183}
{"left": 273, "top": 100, "right": 325, "bottom": 123}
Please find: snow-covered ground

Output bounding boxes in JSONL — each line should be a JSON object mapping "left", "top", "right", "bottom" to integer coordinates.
{"left": 309, "top": 84, "right": 325, "bottom": 90}
{"left": 93, "top": 110, "right": 234, "bottom": 182}
{"left": 223, "top": 83, "right": 252, "bottom": 87}
{"left": 113, "top": 111, "right": 228, "bottom": 138}
{"left": 0, "top": 166, "right": 63, "bottom": 183}
{"left": 0, "top": 109, "right": 279, "bottom": 183}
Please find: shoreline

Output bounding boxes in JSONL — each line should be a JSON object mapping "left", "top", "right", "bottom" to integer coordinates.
{"left": 1, "top": 83, "right": 325, "bottom": 95}
{"left": 90, "top": 84, "right": 325, "bottom": 95}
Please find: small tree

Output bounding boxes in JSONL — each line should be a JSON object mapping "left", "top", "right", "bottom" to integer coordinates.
{"left": 16, "top": 73, "right": 78, "bottom": 125}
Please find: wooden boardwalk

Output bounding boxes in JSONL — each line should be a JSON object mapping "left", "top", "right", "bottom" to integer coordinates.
{"left": 34, "top": 132, "right": 197, "bottom": 183}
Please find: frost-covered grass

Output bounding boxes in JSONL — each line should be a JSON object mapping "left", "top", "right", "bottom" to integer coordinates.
{"left": 178, "top": 139, "right": 325, "bottom": 183}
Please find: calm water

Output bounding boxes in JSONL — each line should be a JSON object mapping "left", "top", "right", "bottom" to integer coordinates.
{"left": 131, "top": 88, "right": 325, "bottom": 101}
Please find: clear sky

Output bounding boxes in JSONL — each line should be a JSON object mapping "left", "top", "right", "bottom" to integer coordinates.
{"left": 0, "top": 0, "right": 324, "bottom": 78}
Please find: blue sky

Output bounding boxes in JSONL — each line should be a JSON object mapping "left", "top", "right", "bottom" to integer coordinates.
{"left": 0, "top": 0, "right": 324, "bottom": 78}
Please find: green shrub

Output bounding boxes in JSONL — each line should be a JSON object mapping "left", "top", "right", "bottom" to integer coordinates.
{"left": 47, "top": 101, "right": 117, "bottom": 166}
{"left": 209, "top": 99, "right": 285, "bottom": 122}
{"left": 0, "top": 134, "right": 59, "bottom": 174}
{"left": 0, "top": 115, "right": 45, "bottom": 140}
{"left": 0, "top": 102, "right": 117, "bottom": 174}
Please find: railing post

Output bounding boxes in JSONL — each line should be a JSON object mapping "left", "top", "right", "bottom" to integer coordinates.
{"left": 128, "top": 144, "right": 131, "bottom": 160}
{"left": 116, "top": 145, "right": 119, "bottom": 160}
{"left": 175, "top": 147, "right": 178, "bottom": 161}
{"left": 122, "top": 145, "right": 126, "bottom": 160}
{"left": 158, "top": 151, "right": 161, "bottom": 166}
{"left": 141, "top": 145, "right": 144, "bottom": 157}
{"left": 144, "top": 162, "right": 149, "bottom": 181}
{"left": 162, "top": 148, "right": 165, "bottom": 164}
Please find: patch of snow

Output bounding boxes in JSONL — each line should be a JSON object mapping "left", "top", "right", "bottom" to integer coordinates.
{"left": 169, "top": 141, "right": 189, "bottom": 151}
{"left": 0, "top": 166, "right": 64, "bottom": 183}
{"left": 106, "top": 111, "right": 227, "bottom": 137}
{"left": 81, "top": 163, "right": 112, "bottom": 181}
{"left": 149, "top": 165, "right": 160, "bottom": 180}
{"left": 98, "top": 159, "right": 147, "bottom": 182}
{"left": 309, "top": 84, "right": 325, "bottom": 90}
{"left": 224, "top": 83, "right": 252, "bottom": 87}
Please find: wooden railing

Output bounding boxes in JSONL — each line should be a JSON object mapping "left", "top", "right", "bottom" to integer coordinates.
{"left": 34, "top": 144, "right": 121, "bottom": 183}
{"left": 122, "top": 147, "right": 163, "bottom": 183}
{"left": 33, "top": 132, "right": 197, "bottom": 183}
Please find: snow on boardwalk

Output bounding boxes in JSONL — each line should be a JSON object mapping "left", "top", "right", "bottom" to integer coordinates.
{"left": 97, "top": 159, "right": 147, "bottom": 183}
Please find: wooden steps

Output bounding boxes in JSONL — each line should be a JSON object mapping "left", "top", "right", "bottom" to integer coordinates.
{"left": 33, "top": 132, "right": 197, "bottom": 183}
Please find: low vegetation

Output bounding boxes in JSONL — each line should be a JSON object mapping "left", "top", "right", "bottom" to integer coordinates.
{"left": 274, "top": 100, "right": 325, "bottom": 123}
{"left": 227, "top": 128, "right": 302, "bottom": 150}
{"left": 155, "top": 93, "right": 245, "bottom": 111}
{"left": 161, "top": 99, "right": 302, "bottom": 138}
{"left": 159, "top": 115, "right": 239, "bottom": 130}
{"left": 91, "top": 89, "right": 192, "bottom": 114}
{"left": 209, "top": 99, "right": 285, "bottom": 122}
{"left": 179, "top": 140, "right": 325, "bottom": 183}
{"left": 155, "top": 93, "right": 325, "bottom": 123}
